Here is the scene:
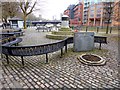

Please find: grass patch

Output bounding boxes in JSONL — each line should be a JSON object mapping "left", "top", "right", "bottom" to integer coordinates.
{"left": 46, "top": 34, "right": 67, "bottom": 40}
{"left": 51, "top": 31, "right": 74, "bottom": 35}
{"left": 46, "top": 32, "right": 73, "bottom": 40}
{"left": 59, "top": 28, "right": 72, "bottom": 31}
{"left": 81, "top": 26, "right": 118, "bottom": 34}
{"left": 64, "top": 48, "right": 108, "bottom": 58}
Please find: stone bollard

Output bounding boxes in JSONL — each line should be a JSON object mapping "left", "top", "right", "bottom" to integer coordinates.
{"left": 110, "top": 27, "right": 112, "bottom": 33}
{"left": 96, "top": 27, "right": 99, "bottom": 33}
{"left": 86, "top": 26, "right": 88, "bottom": 32}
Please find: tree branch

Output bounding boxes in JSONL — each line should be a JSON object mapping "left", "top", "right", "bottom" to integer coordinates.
{"left": 20, "top": 2, "right": 25, "bottom": 14}
{"left": 26, "top": 1, "right": 37, "bottom": 16}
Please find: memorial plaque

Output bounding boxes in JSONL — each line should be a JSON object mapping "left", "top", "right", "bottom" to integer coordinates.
{"left": 74, "top": 32, "right": 94, "bottom": 51}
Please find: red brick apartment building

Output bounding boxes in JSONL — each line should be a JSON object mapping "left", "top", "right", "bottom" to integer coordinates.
{"left": 88, "top": 3, "right": 103, "bottom": 26}
{"left": 112, "top": 0, "right": 120, "bottom": 26}
{"left": 88, "top": 1, "right": 120, "bottom": 27}
{"left": 64, "top": 2, "right": 83, "bottom": 27}
{"left": 64, "top": 9, "right": 70, "bottom": 18}
{"left": 64, "top": 1, "right": 120, "bottom": 27}
{"left": 71, "top": 2, "right": 83, "bottom": 26}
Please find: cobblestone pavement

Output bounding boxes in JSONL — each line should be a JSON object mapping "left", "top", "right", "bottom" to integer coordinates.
{"left": 0, "top": 29, "right": 120, "bottom": 89}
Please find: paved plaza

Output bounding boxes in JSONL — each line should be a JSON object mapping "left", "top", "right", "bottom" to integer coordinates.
{"left": 0, "top": 29, "right": 120, "bottom": 89}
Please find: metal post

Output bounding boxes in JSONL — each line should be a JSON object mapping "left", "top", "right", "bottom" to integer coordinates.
{"left": 86, "top": 26, "right": 88, "bottom": 32}
{"left": 61, "top": 48, "right": 63, "bottom": 57}
{"left": 110, "top": 27, "right": 112, "bottom": 33}
{"left": 99, "top": 43, "right": 102, "bottom": 50}
{"left": 21, "top": 56, "right": 24, "bottom": 66}
{"left": 43, "top": 26, "right": 44, "bottom": 32}
{"left": 65, "top": 45, "right": 67, "bottom": 53}
{"left": 65, "top": 40, "right": 67, "bottom": 53}
{"left": 6, "top": 55, "right": 9, "bottom": 64}
{"left": 97, "top": 27, "right": 99, "bottom": 33}
{"left": 46, "top": 53, "right": 48, "bottom": 63}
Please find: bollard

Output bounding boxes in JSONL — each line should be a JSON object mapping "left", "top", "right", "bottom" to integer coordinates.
{"left": 86, "top": 26, "right": 88, "bottom": 32}
{"left": 110, "top": 27, "right": 112, "bottom": 33}
{"left": 97, "top": 27, "right": 99, "bottom": 33}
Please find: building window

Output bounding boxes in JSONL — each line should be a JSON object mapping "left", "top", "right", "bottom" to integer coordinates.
{"left": 97, "top": 14, "right": 101, "bottom": 17}
{"left": 90, "top": 14, "right": 94, "bottom": 17}
{"left": 97, "top": 10, "right": 101, "bottom": 13}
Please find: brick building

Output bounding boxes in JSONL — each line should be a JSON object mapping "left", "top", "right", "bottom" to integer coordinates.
{"left": 63, "top": 0, "right": 119, "bottom": 27}
{"left": 64, "top": 3, "right": 83, "bottom": 27}
{"left": 112, "top": 0, "right": 120, "bottom": 26}
{"left": 88, "top": 1, "right": 119, "bottom": 27}
{"left": 88, "top": 3, "right": 103, "bottom": 26}
{"left": 72, "top": 2, "right": 83, "bottom": 26}
{"left": 82, "top": 0, "right": 90, "bottom": 25}
{"left": 63, "top": 9, "right": 70, "bottom": 18}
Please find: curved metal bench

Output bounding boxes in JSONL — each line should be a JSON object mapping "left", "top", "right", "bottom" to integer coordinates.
{"left": 65, "top": 36, "right": 107, "bottom": 50}
{"left": 2, "top": 38, "right": 22, "bottom": 46}
{"left": 2, "top": 38, "right": 70, "bottom": 66}
{"left": 2, "top": 36, "right": 107, "bottom": 66}
{"left": 1, "top": 33, "right": 22, "bottom": 46}
{"left": 94, "top": 36, "right": 107, "bottom": 49}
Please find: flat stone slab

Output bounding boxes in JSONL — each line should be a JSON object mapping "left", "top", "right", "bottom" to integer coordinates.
{"left": 74, "top": 32, "right": 94, "bottom": 51}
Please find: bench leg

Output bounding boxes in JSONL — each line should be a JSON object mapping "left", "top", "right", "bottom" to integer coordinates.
{"left": 15, "top": 43, "right": 18, "bottom": 46}
{"left": 16, "top": 43, "right": 18, "bottom": 46}
{"left": 6, "top": 55, "right": 9, "bottom": 64}
{"left": 46, "top": 53, "right": 48, "bottom": 63}
{"left": 99, "top": 43, "right": 102, "bottom": 50}
{"left": 21, "top": 56, "right": 24, "bottom": 66}
{"left": 65, "top": 45, "right": 67, "bottom": 53}
{"left": 61, "top": 48, "right": 63, "bottom": 57}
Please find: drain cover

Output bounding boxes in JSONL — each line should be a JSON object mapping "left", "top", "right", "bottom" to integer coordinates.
{"left": 77, "top": 54, "right": 106, "bottom": 65}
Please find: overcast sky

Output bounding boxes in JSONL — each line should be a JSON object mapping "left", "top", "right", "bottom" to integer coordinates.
{"left": 34, "top": 0, "right": 79, "bottom": 20}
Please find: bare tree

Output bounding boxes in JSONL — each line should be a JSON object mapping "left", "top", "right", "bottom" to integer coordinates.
{"left": 1, "top": 2, "right": 20, "bottom": 23}
{"left": 27, "top": 13, "right": 40, "bottom": 21}
{"left": 103, "top": 2, "right": 115, "bottom": 34}
{"left": 19, "top": 0, "right": 37, "bottom": 29}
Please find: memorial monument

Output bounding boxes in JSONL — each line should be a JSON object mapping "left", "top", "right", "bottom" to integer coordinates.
{"left": 46, "top": 15, "right": 74, "bottom": 40}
